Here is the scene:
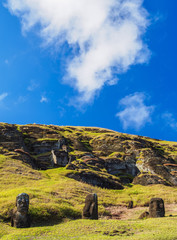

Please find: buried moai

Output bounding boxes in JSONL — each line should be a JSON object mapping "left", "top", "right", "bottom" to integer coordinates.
{"left": 11, "top": 193, "right": 31, "bottom": 228}
{"left": 83, "top": 193, "right": 98, "bottom": 220}
{"left": 138, "top": 198, "right": 165, "bottom": 219}
{"left": 138, "top": 211, "right": 149, "bottom": 219}
{"left": 127, "top": 200, "right": 133, "bottom": 209}
{"left": 149, "top": 198, "right": 165, "bottom": 218}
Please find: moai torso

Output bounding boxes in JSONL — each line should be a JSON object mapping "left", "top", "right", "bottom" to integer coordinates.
{"left": 149, "top": 198, "right": 165, "bottom": 218}
{"left": 11, "top": 210, "right": 31, "bottom": 228}
{"left": 83, "top": 193, "right": 98, "bottom": 220}
{"left": 11, "top": 193, "right": 31, "bottom": 228}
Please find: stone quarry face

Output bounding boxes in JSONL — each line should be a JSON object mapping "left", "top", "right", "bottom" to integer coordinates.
{"left": 83, "top": 193, "right": 98, "bottom": 220}
{"left": 0, "top": 123, "right": 177, "bottom": 189}
{"left": 149, "top": 198, "right": 165, "bottom": 218}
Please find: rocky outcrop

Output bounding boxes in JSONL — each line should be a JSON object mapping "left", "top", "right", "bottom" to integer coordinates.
{"left": 0, "top": 123, "right": 177, "bottom": 188}
{"left": 51, "top": 150, "right": 69, "bottom": 167}
{"left": 133, "top": 173, "right": 170, "bottom": 186}
{"left": 67, "top": 170, "right": 124, "bottom": 190}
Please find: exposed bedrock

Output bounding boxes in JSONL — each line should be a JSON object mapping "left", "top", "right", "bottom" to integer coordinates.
{"left": 0, "top": 123, "right": 177, "bottom": 188}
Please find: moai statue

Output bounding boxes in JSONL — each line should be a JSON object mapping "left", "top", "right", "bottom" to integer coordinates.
{"left": 127, "top": 200, "right": 133, "bottom": 209}
{"left": 11, "top": 193, "right": 31, "bottom": 228}
{"left": 83, "top": 194, "right": 98, "bottom": 220}
{"left": 138, "top": 211, "right": 149, "bottom": 219}
{"left": 149, "top": 198, "right": 165, "bottom": 218}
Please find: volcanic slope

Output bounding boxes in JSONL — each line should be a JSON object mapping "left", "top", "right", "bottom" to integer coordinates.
{"left": 0, "top": 123, "right": 177, "bottom": 188}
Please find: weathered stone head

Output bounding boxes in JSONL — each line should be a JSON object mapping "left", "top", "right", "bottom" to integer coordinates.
{"left": 149, "top": 198, "right": 165, "bottom": 218}
{"left": 16, "top": 193, "right": 29, "bottom": 213}
{"left": 83, "top": 193, "right": 98, "bottom": 220}
{"left": 11, "top": 193, "right": 31, "bottom": 228}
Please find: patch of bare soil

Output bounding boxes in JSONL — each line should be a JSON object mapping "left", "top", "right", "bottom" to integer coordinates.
{"left": 101, "top": 204, "right": 177, "bottom": 220}
{"left": 165, "top": 204, "right": 177, "bottom": 216}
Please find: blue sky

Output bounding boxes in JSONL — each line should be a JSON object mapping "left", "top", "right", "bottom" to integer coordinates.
{"left": 0, "top": 0, "right": 177, "bottom": 141}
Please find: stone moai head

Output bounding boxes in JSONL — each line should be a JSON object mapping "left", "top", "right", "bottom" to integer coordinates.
{"left": 149, "top": 198, "right": 165, "bottom": 218}
{"left": 11, "top": 193, "right": 31, "bottom": 228}
{"left": 127, "top": 200, "right": 133, "bottom": 209}
{"left": 16, "top": 193, "right": 29, "bottom": 214}
{"left": 83, "top": 193, "right": 98, "bottom": 220}
{"left": 138, "top": 211, "right": 149, "bottom": 219}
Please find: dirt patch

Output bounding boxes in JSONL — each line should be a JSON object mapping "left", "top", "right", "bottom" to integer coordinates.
{"left": 165, "top": 204, "right": 177, "bottom": 216}
{"left": 101, "top": 204, "right": 177, "bottom": 220}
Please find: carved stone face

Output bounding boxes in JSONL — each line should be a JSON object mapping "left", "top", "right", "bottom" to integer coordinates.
{"left": 151, "top": 199, "right": 163, "bottom": 211}
{"left": 149, "top": 198, "right": 165, "bottom": 217}
{"left": 16, "top": 193, "right": 29, "bottom": 213}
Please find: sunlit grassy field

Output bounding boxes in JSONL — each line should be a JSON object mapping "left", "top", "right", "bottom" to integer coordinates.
{"left": 0, "top": 155, "right": 177, "bottom": 239}
{"left": 1, "top": 217, "right": 177, "bottom": 240}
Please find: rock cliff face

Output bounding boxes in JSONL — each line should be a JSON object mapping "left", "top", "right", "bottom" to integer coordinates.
{"left": 0, "top": 123, "right": 177, "bottom": 189}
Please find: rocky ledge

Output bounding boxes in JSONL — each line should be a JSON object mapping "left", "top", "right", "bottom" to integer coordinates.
{"left": 0, "top": 123, "right": 177, "bottom": 189}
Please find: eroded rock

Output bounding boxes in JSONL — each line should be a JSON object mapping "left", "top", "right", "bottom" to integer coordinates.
{"left": 67, "top": 170, "right": 124, "bottom": 190}
{"left": 51, "top": 150, "right": 69, "bottom": 167}
{"left": 133, "top": 174, "right": 170, "bottom": 186}
{"left": 1, "top": 123, "right": 177, "bottom": 188}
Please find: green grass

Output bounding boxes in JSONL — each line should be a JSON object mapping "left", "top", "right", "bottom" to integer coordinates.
{"left": 37, "top": 138, "right": 59, "bottom": 142}
{"left": 0, "top": 218, "right": 177, "bottom": 240}
{"left": 0, "top": 155, "right": 7, "bottom": 167}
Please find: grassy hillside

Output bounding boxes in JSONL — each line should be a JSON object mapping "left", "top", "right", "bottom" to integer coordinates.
{"left": 0, "top": 123, "right": 177, "bottom": 239}
{"left": 0, "top": 154, "right": 177, "bottom": 239}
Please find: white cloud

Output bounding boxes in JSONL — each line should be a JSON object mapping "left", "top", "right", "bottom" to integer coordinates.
{"left": 27, "top": 80, "right": 39, "bottom": 91}
{"left": 116, "top": 92, "right": 154, "bottom": 130}
{"left": 40, "top": 96, "right": 48, "bottom": 103}
{"left": 0, "top": 93, "right": 8, "bottom": 102}
{"left": 5, "top": 0, "right": 150, "bottom": 103}
{"left": 162, "top": 112, "right": 177, "bottom": 130}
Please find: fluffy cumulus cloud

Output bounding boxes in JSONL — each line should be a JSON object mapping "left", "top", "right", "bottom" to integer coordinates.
{"left": 116, "top": 92, "right": 154, "bottom": 130}
{"left": 6, "top": 0, "right": 149, "bottom": 102}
